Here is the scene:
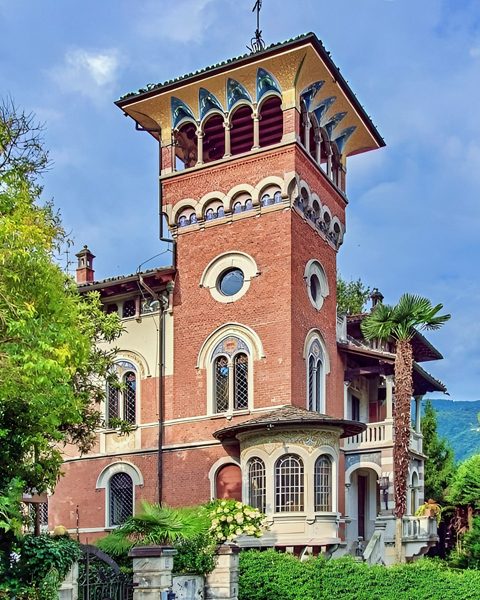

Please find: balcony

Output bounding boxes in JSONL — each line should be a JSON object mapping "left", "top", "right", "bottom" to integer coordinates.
{"left": 344, "top": 421, "right": 423, "bottom": 454}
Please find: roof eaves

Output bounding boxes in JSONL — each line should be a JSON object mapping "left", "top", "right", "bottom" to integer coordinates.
{"left": 115, "top": 33, "right": 384, "bottom": 148}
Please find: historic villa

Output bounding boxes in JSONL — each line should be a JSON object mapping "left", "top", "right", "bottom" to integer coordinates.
{"left": 50, "top": 33, "right": 446, "bottom": 565}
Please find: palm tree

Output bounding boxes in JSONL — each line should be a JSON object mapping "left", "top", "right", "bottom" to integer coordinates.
{"left": 361, "top": 293, "right": 450, "bottom": 562}
{"left": 97, "top": 502, "right": 210, "bottom": 556}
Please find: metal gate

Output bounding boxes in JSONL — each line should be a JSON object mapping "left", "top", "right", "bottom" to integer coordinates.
{"left": 78, "top": 544, "right": 133, "bottom": 600}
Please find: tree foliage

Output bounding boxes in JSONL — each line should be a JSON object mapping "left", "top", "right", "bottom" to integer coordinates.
{"left": 0, "top": 101, "right": 122, "bottom": 552}
{"left": 447, "top": 454, "right": 480, "bottom": 509}
{"left": 421, "top": 399, "right": 455, "bottom": 502}
{"left": 336, "top": 276, "right": 371, "bottom": 315}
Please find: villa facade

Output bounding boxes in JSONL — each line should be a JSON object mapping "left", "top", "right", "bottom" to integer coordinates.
{"left": 50, "top": 33, "right": 445, "bottom": 564}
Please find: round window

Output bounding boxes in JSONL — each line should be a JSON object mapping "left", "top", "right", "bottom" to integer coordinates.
{"left": 218, "top": 268, "right": 244, "bottom": 296}
{"left": 310, "top": 273, "right": 320, "bottom": 303}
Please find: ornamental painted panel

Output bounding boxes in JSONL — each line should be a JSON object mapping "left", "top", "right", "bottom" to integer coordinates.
{"left": 240, "top": 430, "right": 340, "bottom": 455}
{"left": 171, "top": 97, "right": 196, "bottom": 129}
{"left": 256, "top": 68, "right": 281, "bottom": 101}
{"left": 312, "top": 97, "right": 337, "bottom": 126}
{"left": 212, "top": 336, "right": 249, "bottom": 358}
{"left": 199, "top": 87, "right": 224, "bottom": 120}
{"left": 300, "top": 80, "right": 325, "bottom": 111}
{"left": 345, "top": 451, "right": 382, "bottom": 471}
{"left": 226, "top": 78, "right": 252, "bottom": 110}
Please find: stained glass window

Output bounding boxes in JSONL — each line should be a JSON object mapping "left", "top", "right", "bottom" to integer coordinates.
{"left": 248, "top": 458, "right": 266, "bottom": 512}
{"left": 275, "top": 455, "right": 304, "bottom": 512}
{"left": 109, "top": 473, "right": 133, "bottom": 527}
{"left": 314, "top": 456, "right": 332, "bottom": 511}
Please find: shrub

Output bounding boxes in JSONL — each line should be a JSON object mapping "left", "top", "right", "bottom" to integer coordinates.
{"left": 449, "top": 516, "right": 480, "bottom": 569}
{"left": 0, "top": 534, "right": 80, "bottom": 600}
{"left": 207, "top": 499, "right": 266, "bottom": 543}
{"left": 173, "top": 533, "right": 217, "bottom": 576}
{"left": 239, "top": 550, "right": 480, "bottom": 600}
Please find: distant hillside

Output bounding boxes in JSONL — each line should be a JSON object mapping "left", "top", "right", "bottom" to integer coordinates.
{"left": 423, "top": 399, "right": 480, "bottom": 462}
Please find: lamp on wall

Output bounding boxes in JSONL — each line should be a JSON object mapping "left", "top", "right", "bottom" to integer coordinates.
{"left": 379, "top": 475, "right": 389, "bottom": 511}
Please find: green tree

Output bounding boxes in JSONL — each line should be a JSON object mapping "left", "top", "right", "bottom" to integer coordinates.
{"left": 421, "top": 399, "right": 455, "bottom": 501}
{"left": 447, "top": 454, "right": 480, "bottom": 510}
{"left": 0, "top": 101, "right": 122, "bottom": 555}
{"left": 336, "top": 276, "right": 371, "bottom": 315}
{"left": 361, "top": 294, "right": 450, "bottom": 561}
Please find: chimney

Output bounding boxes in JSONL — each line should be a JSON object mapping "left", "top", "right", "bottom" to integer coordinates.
{"left": 370, "top": 288, "right": 384, "bottom": 309}
{"left": 75, "top": 245, "right": 95, "bottom": 284}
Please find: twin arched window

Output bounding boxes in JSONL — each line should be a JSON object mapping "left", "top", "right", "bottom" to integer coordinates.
{"left": 107, "top": 361, "right": 137, "bottom": 426}
{"left": 214, "top": 342, "right": 249, "bottom": 413}
{"left": 248, "top": 454, "right": 332, "bottom": 513}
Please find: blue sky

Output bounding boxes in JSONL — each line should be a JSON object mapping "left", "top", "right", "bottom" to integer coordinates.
{"left": 1, "top": 0, "right": 479, "bottom": 400}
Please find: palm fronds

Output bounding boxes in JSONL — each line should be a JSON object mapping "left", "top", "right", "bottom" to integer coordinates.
{"left": 97, "top": 502, "right": 210, "bottom": 556}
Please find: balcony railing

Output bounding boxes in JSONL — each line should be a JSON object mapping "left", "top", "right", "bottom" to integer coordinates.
{"left": 402, "top": 515, "right": 437, "bottom": 539}
{"left": 344, "top": 421, "right": 423, "bottom": 454}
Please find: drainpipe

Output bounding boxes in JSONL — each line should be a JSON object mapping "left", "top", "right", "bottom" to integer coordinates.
{"left": 131, "top": 115, "right": 177, "bottom": 504}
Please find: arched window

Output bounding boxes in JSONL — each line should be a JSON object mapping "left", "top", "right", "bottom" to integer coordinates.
{"left": 307, "top": 341, "right": 323, "bottom": 412}
{"left": 314, "top": 456, "right": 332, "bottom": 511}
{"left": 212, "top": 337, "right": 251, "bottom": 413}
{"left": 233, "top": 201, "right": 242, "bottom": 214}
{"left": 106, "top": 361, "right": 138, "bottom": 426}
{"left": 274, "top": 191, "right": 282, "bottom": 204}
{"left": 259, "top": 95, "right": 283, "bottom": 147}
{"left": 230, "top": 105, "right": 254, "bottom": 155}
{"left": 203, "top": 114, "right": 225, "bottom": 163}
{"left": 275, "top": 454, "right": 304, "bottom": 512}
{"left": 109, "top": 472, "right": 133, "bottom": 526}
{"left": 248, "top": 458, "right": 266, "bottom": 512}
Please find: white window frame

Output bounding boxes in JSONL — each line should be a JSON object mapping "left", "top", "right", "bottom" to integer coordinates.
{"left": 106, "top": 360, "right": 140, "bottom": 427}
{"left": 96, "top": 462, "right": 143, "bottom": 529}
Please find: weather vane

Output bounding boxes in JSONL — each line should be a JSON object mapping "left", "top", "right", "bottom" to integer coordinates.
{"left": 247, "top": 0, "right": 265, "bottom": 53}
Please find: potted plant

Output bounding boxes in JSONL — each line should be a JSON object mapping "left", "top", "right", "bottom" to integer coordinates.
{"left": 415, "top": 499, "right": 442, "bottom": 523}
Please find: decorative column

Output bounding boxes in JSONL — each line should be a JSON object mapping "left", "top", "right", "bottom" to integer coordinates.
{"left": 129, "top": 546, "right": 177, "bottom": 599}
{"left": 252, "top": 110, "right": 260, "bottom": 150}
{"left": 385, "top": 376, "right": 394, "bottom": 420}
{"left": 315, "top": 132, "right": 321, "bottom": 164}
{"left": 223, "top": 120, "right": 231, "bottom": 158}
{"left": 196, "top": 130, "right": 204, "bottom": 166}
{"left": 205, "top": 543, "right": 240, "bottom": 600}
{"left": 344, "top": 381, "right": 350, "bottom": 420}
{"left": 58, "top": 562, "right": 79, "bottom": 600}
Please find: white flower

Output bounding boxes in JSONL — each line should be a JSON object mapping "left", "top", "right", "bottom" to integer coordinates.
{"left": 227, "top": 516, "right": 233, "bottom": 523}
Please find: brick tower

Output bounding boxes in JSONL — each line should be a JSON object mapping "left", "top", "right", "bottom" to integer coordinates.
{"left": 115, "top": 33, "right": 384, "bottom": 548}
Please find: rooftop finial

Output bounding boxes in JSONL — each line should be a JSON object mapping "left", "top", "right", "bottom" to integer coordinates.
{"left": 247, "top": 0, "right": 265, "bottom": 53}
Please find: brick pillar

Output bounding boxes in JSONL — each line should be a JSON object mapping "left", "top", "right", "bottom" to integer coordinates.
{"left": 129, "top": 546, "right": 177, "bottom": 599}
{"left": 205, "top": 543, "right": 240, "bottom": 600}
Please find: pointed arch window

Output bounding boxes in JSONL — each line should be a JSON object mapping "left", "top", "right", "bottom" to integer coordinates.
{"left": 275, "top": 454, "right": 304, "bottom": 512}
{"left": 106, "top": 361, "right": 138, "bottom": 426}
{"left": 109, "top": 472, "right": 133, "bottom": 527}
{"left": 307, "top": 339, "right": 324, "bottom": 413}
{"left": 247, "top": 457, "right": 266, "bottom": 512}
{"left": 314, "top": 456, "right": 332, "bottom": 511}
{"left": 212, "top": 337, "right": 250, "bottom": 413}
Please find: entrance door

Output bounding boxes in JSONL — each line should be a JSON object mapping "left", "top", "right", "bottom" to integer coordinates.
{"left": 357, "top": 475, "right": 368, "bottom": 539}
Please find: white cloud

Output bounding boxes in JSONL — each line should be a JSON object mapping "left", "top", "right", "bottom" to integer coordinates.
{"left": 137, "top": 0, "right": 217, "bottom": 43}
{"left": 50, "top": 48, "right": 120, "bottom": 102}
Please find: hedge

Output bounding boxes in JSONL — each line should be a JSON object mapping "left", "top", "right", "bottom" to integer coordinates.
{"left": 239, "top": 550, "right": 480, "bottom": 600}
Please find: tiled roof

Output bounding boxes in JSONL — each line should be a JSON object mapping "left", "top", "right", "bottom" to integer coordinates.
{"left": 213, "top": 405, "right": 365, "bottom": 441}
{"left": 78, "top": 266, "right": 174, "bottom": 292}
{"left": 117, "top": 34, "right": 312, "bottom": 102}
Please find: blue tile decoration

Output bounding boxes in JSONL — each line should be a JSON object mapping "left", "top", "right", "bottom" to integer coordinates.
{"left": 256, "top": 68, "right": 281, "bottom": 101}
{"left": 322, "top": 112, "right": 347, "bottom": 138}
{"left": 199, "top": 87, "right": 224, "bottom": 120}
{"left": 300, "top": 81, "right": 325, "bottom": 111}
{"left": 226, "top": 78, "right": 252, "bottom": 110}
{"left": 334, "top": 126, "right": 357, "bottom": 153}
{"left": 171, "top": 97, "right": 196, "bottom": 129}
{"left": 312, "top": 96, "right": 336, "bottom": 125}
